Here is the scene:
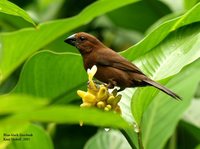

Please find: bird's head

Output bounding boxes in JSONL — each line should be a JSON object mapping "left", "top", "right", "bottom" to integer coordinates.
{"left": 64, "top": 32, "right": 105, "bottom": 55}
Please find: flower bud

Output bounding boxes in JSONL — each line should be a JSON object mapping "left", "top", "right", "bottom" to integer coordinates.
{"left": 114, "top": 105, "right": 121, "bottom": 114}
{"left": 88, "top": 80, "right": 98, "bottom": 91}
{"left": 83, "top": 93, "right": 96, "bottom": 103}
{"left": 77, "top": 90, "right": 87, "bottom": 99}
{"left": 87, "top": 65, "right": 98, "bottom": 91}
{"left": 97, "top": 101, "right": 106, "bottom": 109}
{"left": 77, "top": 90, "right": 96, "bottom": 104}
{"left": 104, "top": 104, "right": 112, "bottom": 111}
{"left": 87, "top": 87, "right": 98, "bottom": 95}
{"left": 97, "top": 85, "right": 108, "bottom": 101}
{"left": 107, "top": 95, "right": 115, "bottom": 104}
{"left": 78, "top": 65, "right": 122, "bottom": 115}
{"left": 80, "top": 102, "right": 93, "bottom": 108}
{"left": 113, "top": 94, "right": 122, "bottom": 105}
{"left": 112, "top": 89, "right": 118, "bottom": 96}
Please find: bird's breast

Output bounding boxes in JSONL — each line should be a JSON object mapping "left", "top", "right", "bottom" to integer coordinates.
{"left": 83, "top": 53, "right": 97, "bottom": 70}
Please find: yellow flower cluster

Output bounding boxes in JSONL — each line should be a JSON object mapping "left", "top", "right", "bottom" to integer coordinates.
{"left": 77, "top": 65, "right": 122, "bottom": 114}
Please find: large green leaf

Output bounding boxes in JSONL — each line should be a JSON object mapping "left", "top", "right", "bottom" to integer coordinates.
{"left": 122, "top": 2, "right": 200, "bottom": 60}
{"left": 119, "top": 60, "right": 199, "bottom": 149}
{"left": 196, "top": 144, "right": 200, "bottom": 149}
{"left": 0, "top": 123, "right": 30, "bottom": 148}
{"left": 0, "top": 94, "right": 49, "bottom": 146}
{"left": 184, "top": 0, "right": 200, "bottom": 10}
{"left": 0, "top": 0, "right": 35, "bottom": 26}
{"left": 0, "top": 0, "right": 138, "bottom": 83}
{"left": 84, "top": 129, "right": 132, "bottom": 149}
{"left": 161, "top": 0, "right": 184, "bottom": 12}
{"left": 183, "top": 98, "right": 200, "bottom": 127}
{"left": 0, "top": 105, "right": 130, "bottom": 129}
{"left": 13, "top": 51, "right": 86, "bottom": 103}
{"left": 118, "top": 21, "right": 200, "bottom": 149}
{"left": 179, "top": 120, "right": 200, "bottom": 143}
{"left": 142, "top": 60, "right": 200, "bottom": 149}
{"left": 131, "top": 23, "right": 200, "bottom": 125}
{"left": 0, "top": 94, "right": 48, "bottom": 114}
{"left": 7, "top": 124, "right": 53, "bottom": 149}
{"left": 0, "top": 94, "right": 130, "bottom": 148}
{"left": 0, "top": 93, "right": 131, "bottom": 148}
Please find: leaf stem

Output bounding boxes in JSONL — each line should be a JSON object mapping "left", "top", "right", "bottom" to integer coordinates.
{"left": 120, "top": 129, "right": 137, "bottom": 149}
{"left": 137, "top": 127, "right": 144, "bottom": 149}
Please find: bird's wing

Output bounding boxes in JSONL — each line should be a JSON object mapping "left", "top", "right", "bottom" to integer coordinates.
{"left": 96, "top": 49, "right": 144, "bottom": 75}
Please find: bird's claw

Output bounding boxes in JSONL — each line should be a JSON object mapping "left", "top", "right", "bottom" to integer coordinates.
{"left": 105, "top": 83, "right": 114, "bottom": 89}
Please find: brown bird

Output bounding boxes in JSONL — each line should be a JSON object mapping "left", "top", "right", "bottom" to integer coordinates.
{"left": 64, "top": 32, "right": 181, "bottom": 100}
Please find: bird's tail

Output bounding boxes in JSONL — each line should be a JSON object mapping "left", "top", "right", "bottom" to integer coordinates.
{"left": 144, "top": 79, "right": 181, "bottom": 100}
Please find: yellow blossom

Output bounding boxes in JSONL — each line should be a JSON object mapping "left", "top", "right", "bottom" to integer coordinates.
{"left": 97, "top": 85, "right": 108, "bottom": 101}
{"left": 77, "top": 65, "right": 122, "bottom": 114}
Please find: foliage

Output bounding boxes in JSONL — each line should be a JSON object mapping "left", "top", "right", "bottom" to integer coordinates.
{"left": 0, "top": 0, "right": 200, "bottom": 149}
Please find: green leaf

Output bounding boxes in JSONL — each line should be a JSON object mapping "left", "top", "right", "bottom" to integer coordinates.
{"left": 0, "top": 94, "right": 48, "bottom": 145}
{"left": 0, "top": 13, "right": 35, "bottom": 31}
{"left": 13, "top": 51, "right": 87, "bottom": 103}
{"left": 195, "top": 144, "right": 200, "bottom": 149}
{"left": 161, "top": 0, "right": 184, "bottom": 12}
{"left": 131, "top": 23, "right": 200, "bottom": 124}
{"left": 0, "top": 0, "right": 138, "bottom": 83}
{"left": 0, "top": 123, "right": 30, "bottom": 147}
{"left": 84, "top": 129, "right": 132, "bottom": 149}
{"left": 183, "top": 98, "right": 200, "bottom": 127}
{"left": 7, "top": 124, "right": 53, "bottom": 149}
{"left": 0, "top": 0, "right": 35, "bottom": 26}
{"left": 184, "top": 0, "right": 200, "bottom": 10}
{"left": 0, "top": 94, "right": 129, "bottom": 144}
{"left": 119, "top": 88, "right": 136, "bottom": 124}
{"left": 119, "top": 18, "right": 200, "bottom": 149}
{"left": 121, "top": 3, "right": 200, "bottom": 60}
{"left": 121, "top": 60, "right": 200, "bottom": 149}
{"left": 142, "top": 60, "right": 200, "bottom": 149}
{"left": 0, "top": 106, "right": 130, "bottom": 129}
{"left": 0, "top": 94, "right": 48, "bottom": 114}
{"left": 179, "top": 120, "right": 200, "bottom": 142}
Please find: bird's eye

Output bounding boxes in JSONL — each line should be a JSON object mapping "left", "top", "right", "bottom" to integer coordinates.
{"left": 80, "top": 36, "right": 86, "bottom": 41}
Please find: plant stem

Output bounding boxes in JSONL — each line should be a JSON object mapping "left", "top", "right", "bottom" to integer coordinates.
{"left": 120, "top": 129, "right": 137, "bottom": 149}
{"left": 137, "top": 127, "right": 144, "bottom": 149}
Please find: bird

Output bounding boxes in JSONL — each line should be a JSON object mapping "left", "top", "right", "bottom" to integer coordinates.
{"left": 64, "top": 32, "right": 181, "bottom": 100}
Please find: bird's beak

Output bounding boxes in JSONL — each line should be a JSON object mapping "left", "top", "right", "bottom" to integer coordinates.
{"left": 64, "top": 34, "right": 76, "bottom": 46}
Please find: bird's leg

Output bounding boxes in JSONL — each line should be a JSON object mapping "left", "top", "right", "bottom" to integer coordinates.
{"left": 106, "top": 79, "right": 117, "bottom": 89}
{"left": 107, "top": 79, "right": 125, "bottom": 92}
{"left": 106, "top": 83, "right": 114, "bottom": 89}
{"left": 93, "top": 80, "right": 103, "bottom": 85}
{"left": 87, "top": 80, "right": 102, "bottom": 86}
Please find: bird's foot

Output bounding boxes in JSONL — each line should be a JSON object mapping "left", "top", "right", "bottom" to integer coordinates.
{"left": 106, "top": 79, "right": 117, "bottom": 89}
{"left": 106, "top": 83, "right": 114, "bottom": 89}
{"left": 93, "top": 80, "right": 103, "bottom": 85}
{"left": 87, "top": 80, "right": 102, "bottom": 86}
